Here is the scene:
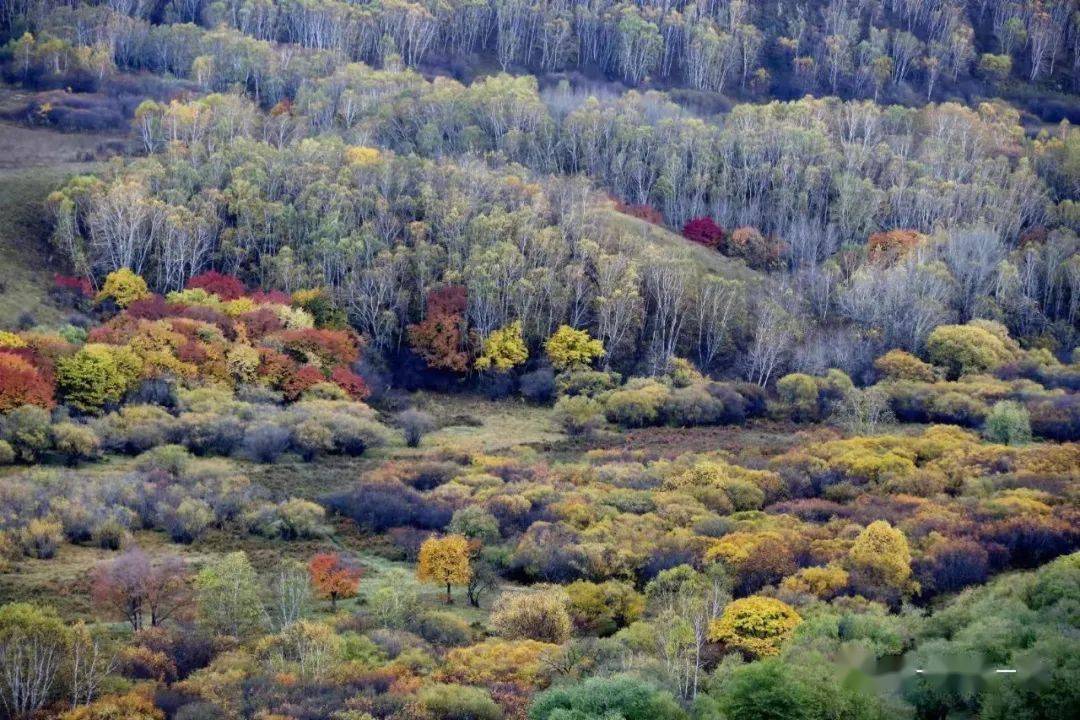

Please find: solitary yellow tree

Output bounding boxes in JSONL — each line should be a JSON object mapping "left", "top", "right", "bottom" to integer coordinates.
{"left": 475, "top": 321, "right": 528, "bottom": 372}
{"left": 418, "top": 534, "right": 472, "bottom": 604}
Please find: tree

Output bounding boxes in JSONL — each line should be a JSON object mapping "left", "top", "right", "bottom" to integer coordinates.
{"left": 847, "top": 520, "right": 914, "bottom": 599}
{"left": 984, "top": 401, "right": 1032, "bottom": 445}
{"left": 95, "top": 268, "right": 149, "bottom": 308}
{"left": 91, "top": 549, "right": 190, "bottom": 632}
{"left": 0, "top": 603, "right": 70, "bottom": 718}
{"left": 418, "top": 535, "right": 472, "bottom": 604}
{"left": 272, "top": 560, "right": 311, "bottom": 630}
{"left": 307, "top": 553, "right": 362, "bottom": 611}
{"left": 475, "top": 320, "right": 528, "bottom": 372}
{"left": 545, "top": 326, "right": 604, "bottom": 372}
{"left": 490, "top": 587, "right": 572, "bottom": 643}
{"left": 708, "top": 596, "right": 802, "bottom": 658}
{"left": 194, "top": 551, "right": 266, "bottom": 638}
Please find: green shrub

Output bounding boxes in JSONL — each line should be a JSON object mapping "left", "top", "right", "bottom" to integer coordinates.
{"left": 136, "top": 444, "right": 192, "bottom": 476}
{"left": 1, "top": 405, "right": 52, "bottom": 462}
{"left": 603, "top": 380, "right": 669, "bottom": 428}
{"left": 414, "top": 611, "right": 473, "bottom": 646}
{"left": 553, "top": 395, "right": 605, "bottom": 438}
{"left": 417, "top": 683, "right": 501, "bottom": 720}
{"left": 51, "top": 422, "right": 100, "bottom": 464}
{"left": 56, "top": 344, "right": 143, "bottom": 413}
{"left": 529, "top": 675, "right": 686, "bottom": 720}
{"left": 925, "top": 322, "right": 1017, "bottom": 378}
{"left": 167, "top": 498, "right": 214, "bottom": 543}
{"left": 555, "top": 370, "right": 621, "bottom": 397}
{"left": 983, "top": 401, "right": 1032, "bottom": 445}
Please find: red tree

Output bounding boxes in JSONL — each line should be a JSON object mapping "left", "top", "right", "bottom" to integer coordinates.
{"left": 282, "top": 364, "right": 326, "bottom": 400}
{"left": 407, "top": 286, "right": 471, "bottom": 373}
{"left": 682, "top": 216, "right": 725, "bottom": 248}
{"left": 308, "top": 553, "right": 362, "bottom": 611}
{"left": 330, "top": 365, "right": 370, "bottom": 400}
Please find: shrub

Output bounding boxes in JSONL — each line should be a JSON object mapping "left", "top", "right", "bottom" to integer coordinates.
{"left": 292, "top": 419, "right": 335, "bottom": 460}
{"left": 21, "top": 518, "right": 63, "bottom": 558}
{"left": 555, "top": 369, "right": 621, "bottom": 397}
{"left": 1028, "top": 395, "right": 1080, "bottom": 441}
{"left": 777, "top": 373, "right": 821, "bottom": 421}
{"left": 529, "top": 675, "right": 686, "bottom": 720}
{"left": 983, "top": 401, "right": 1032, "bottom": 445}
{"left": 398, "top": 409, "right": 436, "bottom": 448}
{"left": 661, "top": 384, "right": 729, "bottom": 426}
{"left": 96, "top": 268, "right": 150, "bottom": 308}
{"left": 709, "top": 596, "right": 802, "bottom": 658}
{"left": 925, "top": 322, "right": 1017, "bottom": 378}
{"left": 56, "top": 344, "right": 142, "bottom": 413}
{"left": 603, "top": 380, "right": 669, "bottom": 427}
{"left": 0, "top": 440, "right": 13, "bottom": 465}
{"left": 519, "top": 367, "right": 556, "bottom": 402}
{"left": 242, "top": 423, "right": 292, "bottom": 462}
{"left": 545, "top": 326, "right": 605, "bottom": 371}
{"left": 874, "top": 349, "right": 936, "bottom": 382}
{"left": 1, "top": 404, "right": 53, "bottom": 462}
{"left": 448, "top": 506, "right": 501, "bottom": 542}
{"left": 282, "top": 364, "right": 326, "bottom": 401}
{"left": 682, "top": 216, "right": 725, "bottom": 248}
{"left": 553, "top": 395, "right": 605, "bottom": 438}
{"left": 415, "top": 611, "right": 473, "bottom": 646}
{"left": 51, "top": 422, "right": 100, "bottom": 463}
{"left": 166, "top": 498, "right": 214, "bottom": 543}
{"left": 0, "top": 353, "right": 54, "bottom": 412}
{"left": 330, "top": 365, "right": 370, "bottom": 400}
{"left": 416, "top": 683, "right": 501, "bottom": 720}
{"left": 184, "top": 271, "right": 245, "bottom": 300}
{"left": 490, "top": 587, "right": 572, "bottom": 643}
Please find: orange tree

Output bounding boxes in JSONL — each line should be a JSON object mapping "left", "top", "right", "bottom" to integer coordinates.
{"left": 308, "top": 553, "right": 362, "bottom": 611}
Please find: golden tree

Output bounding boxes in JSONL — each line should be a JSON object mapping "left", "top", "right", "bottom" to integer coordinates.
{"left": 418, "top": 535, "right": 472, "bottom": 604}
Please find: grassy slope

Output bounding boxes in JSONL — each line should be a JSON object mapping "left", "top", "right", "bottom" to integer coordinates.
{"left": 0, "top": 113, "right": 123, "bottom": 328}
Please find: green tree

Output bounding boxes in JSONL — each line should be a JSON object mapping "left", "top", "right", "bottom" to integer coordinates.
{"left": 195, "top": 551, "right": 266, "bottom": 639}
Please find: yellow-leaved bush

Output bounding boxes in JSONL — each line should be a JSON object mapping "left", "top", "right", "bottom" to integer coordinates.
{"left": 708, "top": 595, "right": 802, "bottom": 658}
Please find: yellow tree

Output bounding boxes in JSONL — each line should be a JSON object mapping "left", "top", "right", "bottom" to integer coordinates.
{"left": 418, "top": 535, "right": 472, "bottom": 604}
{"left": 475, "top": 321, "right": 528, "bottom": 372}
{"left": 847, "top": 520, "right": 914, "bottom": 595}
{"left": 545, "top": 325, "right": 605, "bottom": 371}
{"left": 708, "top": 596, "right": 802, "bottom": 658}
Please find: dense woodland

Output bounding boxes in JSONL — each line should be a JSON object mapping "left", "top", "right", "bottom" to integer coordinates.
{"left": 0, "top": 1, "right": 1078, "bottom": 720}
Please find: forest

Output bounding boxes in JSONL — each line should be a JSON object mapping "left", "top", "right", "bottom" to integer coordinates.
{"left": 0, "top": 1, "right": 1078, "bottom": 719}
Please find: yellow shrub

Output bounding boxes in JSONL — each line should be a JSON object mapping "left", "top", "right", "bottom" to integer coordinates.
{"left": 709, "top": 596, "right": 802, "bottom": 658}
{"left": 96, "top": 268, "right": 150, "bottom": 307}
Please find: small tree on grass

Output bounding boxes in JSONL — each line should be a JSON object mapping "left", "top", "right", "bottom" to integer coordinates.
{"left": 308, "top": 552, "right": 362, "bottom": 611}
{"left": 418, "top": 535, "right": 471, "bottom": 604}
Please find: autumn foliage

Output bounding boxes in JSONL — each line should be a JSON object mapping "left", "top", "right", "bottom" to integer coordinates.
{"left": 308, "top": 552, "right": 362, "bottom": 611}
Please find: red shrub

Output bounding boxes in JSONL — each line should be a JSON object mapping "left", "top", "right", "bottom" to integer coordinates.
{"left": 330, "top": 365, "right": 370, "bottom": 400}
{"left": 177, "top": 305, "right": 235, "bottom": 340}
{"left": 682, "top": 216, "right": 725, "bottom": 248}
{"left": 239, "top": 307, "right": 285, "bottom": 339}
{"left": 53, "top": 273, "right": 93, "bottom": 298}
{"left": 276, "top": 328, "right": 359, "bottom": 367}
{"left": 867, "top": 229, "right": 923, "bottom": 265}
{"left": 614, "top": 200, "right": 664, "bottom": 225}
{"left": 126, "top": 294, "right": 173, "bottom": 320}
{"left": 0, "top": 352, "right": 55, "bottom": 411}
{"left": 185, "top": 271, "right": 246, "bottom": 300}
{"left": 257, "top": 348, "right": 297, "bottom": 387}
{"left": 282, "top": 364, "right": 326, "bottom": 401}
{"left": 248, "top": 289, "right": 293, "bottom": 305}
{"left": 176, "top": 341, "right": 209, "bottom": 365}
